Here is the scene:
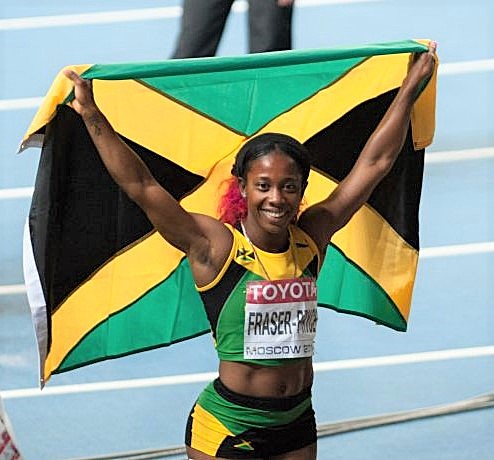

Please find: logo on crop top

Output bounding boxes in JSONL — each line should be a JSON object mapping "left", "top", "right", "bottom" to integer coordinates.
{"left": 235, "top": 247, "right": 255, "bottom": 263}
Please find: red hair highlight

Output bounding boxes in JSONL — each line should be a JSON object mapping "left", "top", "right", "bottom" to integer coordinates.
{"left": 218, "top": 177, "right": 247, "bottom": 226}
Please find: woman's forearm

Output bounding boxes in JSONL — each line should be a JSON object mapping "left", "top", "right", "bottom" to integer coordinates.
{"left": 362, "top": 78, "right": 417, "bottom": 171}
{"left": 360, "top": 44, "right": 436, "bottom": 172}
{"left": 79, "top": 106, "right": 156, "bottom": 202}
{"left": 63, "top": 69, "right": 163, "bottom": 205}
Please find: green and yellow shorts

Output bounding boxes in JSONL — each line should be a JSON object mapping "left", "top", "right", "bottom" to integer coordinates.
{"left": 185, "top": 378, "right": 316, "bottom": 458}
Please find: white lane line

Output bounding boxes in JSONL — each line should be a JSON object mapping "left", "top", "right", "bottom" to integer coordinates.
{"left": 2, "top": 239, "right": 494, "bottom": 297}
{"left": 0, "top": 97, "right": 43, "bottom": 111}
{"left": 426, "top": 146, "right": 494, "bottom": 163}
{"left": 420, "top": 241, "right": 494, "bottom": 259}
{"left": 439, "top": 59, "right": 494, "bottom": 76}
{"left": 290, "top": 0, "right": 379, "bottom": 5}
{"left": 2, "top": 346, "right": 493, "bottom": 399}
{"left": 0, "top": 285, "right": 27, "bottom": 295}
{"left": 0, "top": 6, "right": 183, "bottom": 30}
{"left": 0, "top": 1, "right": 378, "bottom": 30}
{"left": 312, "top": 346, "right": 494, "bottom": 371}
{"left": 0, "top": 187, "right": 34, "bottom": 199}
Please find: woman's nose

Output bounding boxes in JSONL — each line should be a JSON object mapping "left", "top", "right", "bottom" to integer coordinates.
{"left": 268, "top": 187, "right": 283, "bottom": 203}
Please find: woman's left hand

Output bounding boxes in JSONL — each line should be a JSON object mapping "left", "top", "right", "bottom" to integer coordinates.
{"left": 407, "top": 41, "right": 437, "bottom": 86}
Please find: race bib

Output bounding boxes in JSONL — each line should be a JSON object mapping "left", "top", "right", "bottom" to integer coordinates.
{"left": 244, "top": 278, "right": 317, "bottom": 360}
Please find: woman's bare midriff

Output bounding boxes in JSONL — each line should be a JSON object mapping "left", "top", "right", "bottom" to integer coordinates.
{"left": 218, "top": 359, "right": 313, "bottom": 398}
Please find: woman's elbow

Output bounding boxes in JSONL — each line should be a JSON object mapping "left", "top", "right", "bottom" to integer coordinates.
{"left": 368, "top": 155, "right": 395, "bottom": 181}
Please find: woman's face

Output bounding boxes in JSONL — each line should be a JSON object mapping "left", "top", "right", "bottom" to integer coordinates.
{"left": 241, "top": 149, "right": 304, "bottom": 236}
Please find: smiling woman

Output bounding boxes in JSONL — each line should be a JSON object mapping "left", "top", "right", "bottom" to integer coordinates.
{"left": 12, "top": 38, "right": 435, "bottom": 460}
{"left": 43, "top": 42, "right": 437, "bottom": 460}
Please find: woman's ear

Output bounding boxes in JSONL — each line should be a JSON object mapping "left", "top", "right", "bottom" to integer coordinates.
{"left": 238, "top": 178, "right": 247, "bottom": 198}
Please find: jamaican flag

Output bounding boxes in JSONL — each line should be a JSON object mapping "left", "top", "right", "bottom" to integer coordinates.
{"left": 21, "top": 40, "right": 438, "bottom": 385}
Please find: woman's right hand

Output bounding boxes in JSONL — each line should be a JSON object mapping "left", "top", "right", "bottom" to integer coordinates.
{"left": 63, "top": 69, "right": 97, "bottom": 118}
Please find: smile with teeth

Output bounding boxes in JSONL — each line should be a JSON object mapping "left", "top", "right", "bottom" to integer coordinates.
{"left": 261, "top": 209, "right": 288, "bottom": 219}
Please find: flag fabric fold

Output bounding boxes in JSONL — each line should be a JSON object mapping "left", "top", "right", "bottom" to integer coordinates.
{"left": 21, "top": 40, "right": 438, "bottom": 385}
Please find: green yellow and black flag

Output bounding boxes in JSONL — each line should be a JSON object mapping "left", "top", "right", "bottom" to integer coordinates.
{"left": 21, "top": 40, "right": 438, "bottom": 385}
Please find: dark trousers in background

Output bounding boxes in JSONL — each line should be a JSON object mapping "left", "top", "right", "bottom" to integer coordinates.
{"left": 172, "top": 0, "right": 293, "bottom": 58}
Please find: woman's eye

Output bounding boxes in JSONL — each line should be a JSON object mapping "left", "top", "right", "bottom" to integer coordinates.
{"left": 257, "top": 183, "right": 269, "bottom": 191}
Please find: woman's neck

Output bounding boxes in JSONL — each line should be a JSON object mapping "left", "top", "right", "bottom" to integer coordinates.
{"left": 241, "top": 220, "right": 290, "bottom": 253}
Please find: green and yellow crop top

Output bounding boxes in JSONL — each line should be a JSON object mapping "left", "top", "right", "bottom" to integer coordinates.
{"left": 197, "top": 224, "right": 321, "bottom": 366}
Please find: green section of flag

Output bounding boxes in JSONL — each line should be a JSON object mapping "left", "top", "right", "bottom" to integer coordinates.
{"left": 317, "top": 244, "right": 407, "bottom": 331}
{"left": 80, "top": 40, "right": 426, "bottom": 135}
{"left": 140, "top": 56, "right": 365, "bottom": 135}
{"left": 60, "top": 241, "right": 406, "bottom": 375}
{"left": 57, "top": 259, "right": 209, "bottom": 373}
{"left": 82, "top": 41, "right": 424, "bottom": 80}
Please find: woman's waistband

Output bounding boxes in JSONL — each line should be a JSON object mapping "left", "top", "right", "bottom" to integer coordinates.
{"left": 213, "top": 378, "right": 311, "bottom": 412}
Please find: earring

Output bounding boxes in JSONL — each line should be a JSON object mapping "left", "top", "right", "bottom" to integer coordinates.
{"left": 241, "top": 191, "right": 246, "bottom": 198}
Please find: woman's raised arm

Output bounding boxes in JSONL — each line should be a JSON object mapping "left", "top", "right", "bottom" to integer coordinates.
{"left": 298, "top": 41, "right": 437, "bottom": 253}
{"left": 63, "top": 70, "right": 231, "bottom": 284}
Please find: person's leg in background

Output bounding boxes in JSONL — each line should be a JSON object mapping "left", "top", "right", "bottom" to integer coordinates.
{"left": 248, "top": 0, "right": 293, "bottom": 53}
{"left": 172, "top": 0, "right": 235, "bottom": 58}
